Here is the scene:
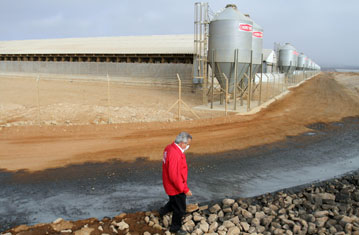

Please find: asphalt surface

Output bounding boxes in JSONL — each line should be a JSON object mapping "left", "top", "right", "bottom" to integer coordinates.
{"left": 0, "top": 116, "right": 359, "bottom": 232}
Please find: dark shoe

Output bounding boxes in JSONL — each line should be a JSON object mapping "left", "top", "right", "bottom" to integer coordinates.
{"left": 158, "top": 207, "right": 166, "bottom": 218}
{"left": 175, "top": 229, "right": 187, "bottom": 235}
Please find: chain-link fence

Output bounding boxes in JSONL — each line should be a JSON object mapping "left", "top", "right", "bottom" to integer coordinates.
{"left": 0, "top": 72, "right": 202, "bottom": 127}
{"left": 205, "top": 70, "right": 320, "bottom": 113}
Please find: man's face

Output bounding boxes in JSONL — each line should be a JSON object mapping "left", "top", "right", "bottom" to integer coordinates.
{"left": 187, "top": 138, "right": 192, "bottom": 147}
{"left": 179, "top": 138, "right": 191, "bottom": 151}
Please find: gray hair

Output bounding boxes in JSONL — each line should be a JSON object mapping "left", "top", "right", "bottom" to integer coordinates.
{"left": 174, "top": 132, "right": 192, "bottom": 144}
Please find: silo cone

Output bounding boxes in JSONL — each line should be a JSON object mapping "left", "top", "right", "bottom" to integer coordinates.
{"left": 212, "top": 61, "right": 249, "bottom": 93}
{"left": 208, "top": 4, "right": 253, "bottom": 93}
{"left": 278, "top": 43, "right": 298, "bottom": 74}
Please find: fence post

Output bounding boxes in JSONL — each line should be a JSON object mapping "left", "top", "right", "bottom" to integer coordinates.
{"left": 223, "top": 73, "right": 229, "bottom": 116}
{"left": 259, "top": 54, "right": 263, "bottom": 105}
{"left": 107, "top": 73, "right": 111, "bottom": 124}
{"left": 36, "top": 75, "right": 40, "bottom": 125}
{"left": 178, "top": 74, "right": 181, "bottom": 120}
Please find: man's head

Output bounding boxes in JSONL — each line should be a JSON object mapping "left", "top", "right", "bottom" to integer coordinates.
{"left": 175, "top": 132, "right": 192, "bottom": 151}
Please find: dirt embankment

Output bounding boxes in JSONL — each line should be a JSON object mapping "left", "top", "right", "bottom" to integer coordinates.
{"left": 0, "top": 72, "right": 359, "bottom": 172}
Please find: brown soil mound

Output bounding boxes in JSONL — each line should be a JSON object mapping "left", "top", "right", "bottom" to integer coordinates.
{"left": 1, "top": 72, "right": 359, "bottom": 172}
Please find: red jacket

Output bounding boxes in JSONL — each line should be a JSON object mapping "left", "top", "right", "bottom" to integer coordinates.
{"left": 162, "top": 142, "right": 189, "bottom": 196}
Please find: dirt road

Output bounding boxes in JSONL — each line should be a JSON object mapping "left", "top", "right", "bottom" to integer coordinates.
{"left": 1, "top": 72, "right": 359, "bottom": 172}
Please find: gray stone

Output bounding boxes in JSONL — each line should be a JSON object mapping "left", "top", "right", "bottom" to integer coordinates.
{"left": 183, "top": 215, "right": 193, "bottom": 223}
{"left": 251, "top": 218, "right": 260, "bottom": 227}
{"left": 209, "top": 222, "right": 218, "bottom": 233}
{"left": 314, "top": 210, "right": 329, "bottom": 218}
{"left": 199, "top": 205, "right": 209, "bottom": 211}
{"left": 242, "top": 209, "right": 253, "bottom": 219}
{"left": 152, "top": 217, "right": 159, "bottom": 225}
{"left": 248, "top": 226, "right": 256, "bottom": 233}
{"left": 223, "top": 221, "right": 235, "bottom": 229}
{"left": 209, "top": 204, "right": 221, "bottom": 213}
{"left": 61, "top": 230, "right": 72, "bottom": 233}
{"left": 193, "top": 228, "right": 203, "bottom": 235}
{"left": 280, "top": 218, "right": 295, "bottom": 227}
{"left": 183, "top": 220, "right": 195, "bottom": 232}
{"left": 255, "top": 211, "right": 266, "bottom": 220}
{"left": 193, "top": 214, "right": 203, "bottom": 222}
{"left": 230, "top": 216, "right": 240, "bottom": 225}
{"left": 223, "top": 207, "right": 232, "bottom": 213}
{"left": 217, "top": 210, "right": 224, "bottom": 218}
{"left": 293, "top": 199, "right": 303, "bottom": 205}
{"left": 232, "top": 203, "right": 239, "bottom": 211}
{"left": 340, "top": 216, "right": 353, "bottom": 226}
{"left": 316, "top": 216, "right": 328, "bottom": 227}
{"left": 262, "top": 207, "right": 271, "bottom": 214}
{"left": 74, "top": 227, "right": 94, "bottom": 235}
{"left": 53, "top": 218, "right": 64, "bottom": 224}
{"left": 208, "top": 214, "right": 218, "bottom": 224}
{"left": 269, "top": 204, "right": 279, "bottom": 212}
{"left": 306, "top": 214, "right": 316, "bottom": 223}
{"left": 153, "top": 224, "right": 162, "bottom": 230}
{"left": 199, "top": 221, "right": 209, "bottom": 233}
{"left": 334, "top": 232, "right": 345, "bottom": 235}
{"left": 240, "top": 222, "right": 250, "bottom": 232}
{"left": 223, "top": 198, "right": 235, "bottom": 207}
{"left": 345, "top": 223, "right": 353, "bottom": 233}
{"left": 163, "top": 216, "right": 169, "bottom": 228}
{"left": 317, "top": 193, "right": 336, "bottom": 201}
{"left": 284, "top": 196, "right": 293, "bottom": 207}
{"left": 278, "top": 208, "right": 286, "bottom": 215}
{"left": 257, "top": 225, "right": 265, "bottom": 233}
{"left": 293, "top": 224, "right": 301, "bottom": 234}
{"left": 300, "top": 219, "right": 308, "bottom": 228}
{"left": 335, "top": 224, "right": 344, "bottom": 232}
{"left": 271, "top": 222, "right": 282, "bottom": 229}
{"left": 248, "top": 206, "right": 257, "bottom": 214}
{"left": 117, "top": 221, "right": 129, "bottom": 231}
{"left": 217, "top": 225, "right": 226, "bottom": 231}
{"left": 227, "top": 226, "right": 240, "bottom": 235}
{"left": 308, "top": 222, "right": 316, "bottom": 234}
{"left": 273, "top": 228, "right": 285, "bottom": 234}
{"left": 262, "top": 216, "right": 273, "bottom": 226}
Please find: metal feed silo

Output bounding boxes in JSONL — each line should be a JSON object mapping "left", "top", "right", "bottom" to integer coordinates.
{"left": 208, "top": 4, "right": 253, "bottom": 93}
{"left": 278, "top": 43, "right": 297, "bottom": 74}
{"left": 297, "top": 53, "right": 306, "bottom": 70}
{"left": 251, "top": 19, "right": 263, "bottom": 74}
{"left": 304, "top": 57, "right": 310, "bottom": 70}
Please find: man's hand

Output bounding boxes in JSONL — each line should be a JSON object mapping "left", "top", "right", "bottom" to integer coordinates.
{"left": 185, "top": 190, "right": 192, "bottom": 196}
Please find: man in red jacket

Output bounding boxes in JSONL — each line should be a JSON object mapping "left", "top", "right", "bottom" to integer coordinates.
{"left": 160, "top": 132, "right": 192, "bottom": 235}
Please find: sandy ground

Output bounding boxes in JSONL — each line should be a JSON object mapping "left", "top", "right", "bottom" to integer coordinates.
{"left": 0, "top": 72, "right": 359, "bottom": 172}
{"left": 0, "top": 74, "right": 226, "bottom": 126}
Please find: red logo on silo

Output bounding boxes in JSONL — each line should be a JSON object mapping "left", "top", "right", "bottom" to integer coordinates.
{"left": 293, "top": 51, "right": 299, "bottom": 55}
{"left": 253, "top": 31, "right": 263, "bottom": 38}
{"left": 239, "top": 24, "right": 253, "bottom": 32}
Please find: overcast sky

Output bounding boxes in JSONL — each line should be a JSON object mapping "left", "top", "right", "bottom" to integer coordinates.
{"left": 0, "top": 0, "right": 358, "bottom": 67}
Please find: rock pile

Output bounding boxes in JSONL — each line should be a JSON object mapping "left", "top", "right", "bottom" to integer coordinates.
{"left": 2, "top": 171, "right": 359, "bottom": 234}
{"left": 145, "top": 172, "right": 359, "bottom": 235}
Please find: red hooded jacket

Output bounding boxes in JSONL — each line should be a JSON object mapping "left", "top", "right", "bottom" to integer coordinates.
{"left": 162, "top": 142, "right": 189, "bottom": 196}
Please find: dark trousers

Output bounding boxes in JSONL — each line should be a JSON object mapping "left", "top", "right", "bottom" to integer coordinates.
{"left": 159, "top": 193, "right": 186, "bottom": 232}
